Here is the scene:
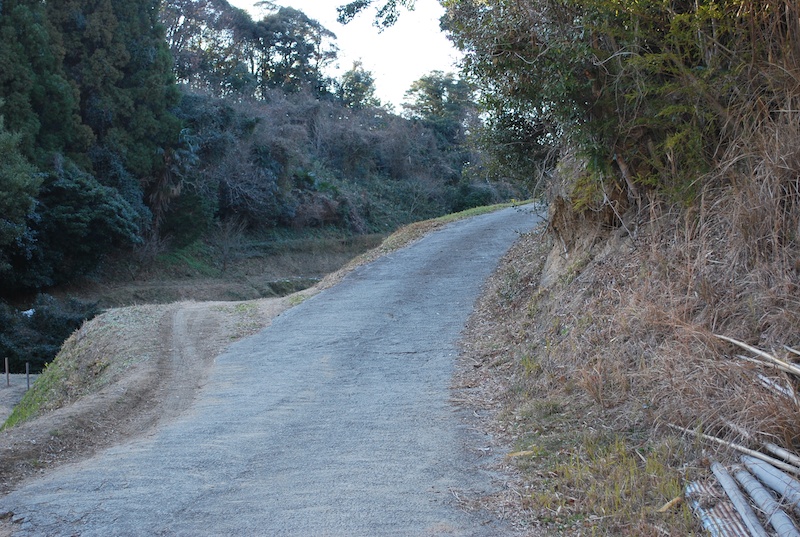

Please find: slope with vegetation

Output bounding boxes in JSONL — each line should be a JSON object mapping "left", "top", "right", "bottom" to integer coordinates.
{"left": 440, "top": 0, "right": 800, "bottom": 534}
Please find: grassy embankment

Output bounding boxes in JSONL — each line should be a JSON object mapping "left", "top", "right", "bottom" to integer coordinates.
{"left": 471, "top": 167, "right": 800, "bottom": 534}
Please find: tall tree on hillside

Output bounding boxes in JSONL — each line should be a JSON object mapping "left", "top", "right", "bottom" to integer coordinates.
{"left": 46, "top": 0, "right": 181, "bottom": 183}
{"left": 403, "top": 71, "right": 473, "bottom": 148}
{"left": 402, "top": 71, "right": 477, "bottom": 185}
{"left": 0, "top": 0, "right": 187, "bottom": 292}
{"left": 250, "top": 7, "right": 337, "bottom": 97}
{"left": 0, "top": 114, "right": 41, "bottom": 277}
{"left": 336, "top": 61, "right": 381, "bottom": 110}
{"left": 161, "top": 1, "right": 337, "bottom": 98}
{"left": 162, "top": 0, "right": 258, "bottom": 96}
{"left": 0, "top": 0, "right": 93, "bottom": 164}
{"left": 43, "top": 0, "right": 185, "bottom": 245}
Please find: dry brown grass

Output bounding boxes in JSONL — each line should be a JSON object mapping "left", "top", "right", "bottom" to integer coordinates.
{"left": 461, "top": 101, "right": 800, "bottom": 533}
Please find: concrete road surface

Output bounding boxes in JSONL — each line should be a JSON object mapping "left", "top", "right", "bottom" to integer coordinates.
{"left": 0, "top": 205, "right": 542, "bottom": 536}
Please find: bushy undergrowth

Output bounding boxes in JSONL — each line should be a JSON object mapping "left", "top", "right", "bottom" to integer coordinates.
{"left": 168, "top": 90, "right": 519, "bottom": 242}
{"left": 0, "top": 295, "right": 99, "bottom": 374}
{"left": 456, "top": 28, "right": 800, "bottom": 520}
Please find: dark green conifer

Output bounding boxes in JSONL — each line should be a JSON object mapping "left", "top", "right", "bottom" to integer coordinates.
{"left": 0, "top": 0, "right": 92, "bottom": 164}
{"left": 46, "top": 0, "right": 181, "bottom": 181}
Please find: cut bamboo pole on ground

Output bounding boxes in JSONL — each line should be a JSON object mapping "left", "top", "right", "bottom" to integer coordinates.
{"left": 734, "top": 354, "right": 799, "bottom": 376}
{"left": 742, "top": 455, "right": 800, "bottom": 518}
{"left": 756, "top": 373, "right": 798, "bottom": 404}
{"left": 765, "top": 444, "right": 800, "bottom": 470}
{"left": 716, "top": 335, "right": 800, "bottom": 377}
{"left": 733, "top": 465, "right": 800, "bottom": 537}
{"left": 710, "top": 462, "right": 769, "bottom": 537}
{"left": 722, "top": 420, "right": 800, "bottom": 469}
{"left": 668, "top": 424, "right": 800, "bottom": 475}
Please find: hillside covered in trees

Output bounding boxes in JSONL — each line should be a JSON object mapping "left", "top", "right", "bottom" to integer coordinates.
{"left": 0, "top": 0, "right": 520, "bottom": 372}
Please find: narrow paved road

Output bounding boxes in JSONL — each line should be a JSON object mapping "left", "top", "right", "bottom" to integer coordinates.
{"left": 0, "top": 206, "right": 541, "bottom": 536}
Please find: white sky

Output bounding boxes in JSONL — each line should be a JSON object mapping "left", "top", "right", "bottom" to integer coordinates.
{"left": 225, "top": 0, "right": 461, "bottom": 108}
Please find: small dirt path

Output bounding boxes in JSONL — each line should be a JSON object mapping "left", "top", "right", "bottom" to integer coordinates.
{"left": 0, "top": 206, "right": 543, "bottom": 536}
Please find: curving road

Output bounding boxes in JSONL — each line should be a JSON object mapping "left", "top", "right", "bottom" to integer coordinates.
{"left": 0, "top": 206, "right": 542, "bottom": 536}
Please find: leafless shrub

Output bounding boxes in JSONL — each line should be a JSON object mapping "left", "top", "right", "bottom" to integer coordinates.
{"left": 290, "top": 192, "right": 341, "bottom": 229}
{"left": 208, "top": 218, "right": 249, "bottom": 272}
{"left": 128, "top": 233, "right": 171, "bottom": 280}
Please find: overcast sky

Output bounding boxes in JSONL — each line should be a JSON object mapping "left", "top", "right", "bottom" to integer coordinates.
{"left": 225, "top": 0, "right": 461, "bottom": 108}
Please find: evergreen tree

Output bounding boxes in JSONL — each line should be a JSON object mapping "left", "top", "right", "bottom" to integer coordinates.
{"left": 403, "top": 71, "right": 473, "bottom": 148}
{"left": 46, "top": 0, "right": 181, "bottom": 182}
{"left": 0, "top": 159, "right": 143, "bottom": 290}
{"left": 0, "top": 0, "right": 186, "bottom": 293}
{"left": 336, "top": 61, "right": 381, "bottom": 110}
{"left": 0, "top": 113, "right": 41, "bottom": 277}
{"left": 251, "top": 7, "right": 338, "bottom": 97}
{"left": 0, "top": 0, "right": 92, "bottom": 164}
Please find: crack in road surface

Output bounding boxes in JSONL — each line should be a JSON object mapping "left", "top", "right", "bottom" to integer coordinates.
{"left": 0, "top": 206, "right": 542, "bottom": 536}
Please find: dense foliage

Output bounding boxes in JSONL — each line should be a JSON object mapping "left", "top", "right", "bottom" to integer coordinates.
{"left": 351, "top": 0, "right": 798, "bottom": 212}
{"left": 0, "top": 295, "right": 99, "bottom": 373}
{"left": 441, "top": 0, "right": 800, "bottom": 211}
{"left": 163, "top": 1, "right": 338, "bottom": 98}
{"left": 0, "top": 0, "right": 505, "bottom": 294}
{"left": 0, "top": 0, "right": 180, "bottom": 292}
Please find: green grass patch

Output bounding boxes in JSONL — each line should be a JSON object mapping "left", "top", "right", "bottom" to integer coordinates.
{"left": 2, "top": 360, "right": 69, "bottom": 430}
{"left": 549, "top": 432, "right": 694, "bottom": 535}
{"left": 511, "top": 412, "right": 697, "bottom": 536}
{"left": 434, "top": 200, "right": 528, "bottom": 224}
{"left": 157, "top": 241, "right": 220, "bottom": 277}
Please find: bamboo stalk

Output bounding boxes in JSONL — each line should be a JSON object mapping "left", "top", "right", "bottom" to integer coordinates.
{"left": 716, "top": 335, "right": 800, "bottom": 376}
{"left": 765, "top": 443, "right": 800, "bottom": 469}
{"left": 785, "top": 346, "right": 800, "bottom": 358}
{"left": 657, "top": 496, "right": 683, "bottom": 513}
{"left": 711, "top": 462, "right": 769, "bottom": 537}
{"left": 721, "top": 420, "right": 800, "bottom": 469}
{"left": 723, "top": 419, "right": 753, "bottom": 440}
{"left": 756, "top": 373, "right": 799, "bottom": 404}
{"left": 733, "top": 466, "right": 800, "bottom": 537}
{"left": 668, "top": 424, "right": 800, "bottom": 475}
{"left": 733, "top": 354, "right": 797, "bottom": 375}
{"left": 742, "top": 455, "right": 800, "bottom": 518}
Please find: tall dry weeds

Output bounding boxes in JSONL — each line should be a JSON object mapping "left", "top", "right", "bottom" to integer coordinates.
{"left": 464, "top": 8, "right": 800, "bottom": 531}
{"left": 550, "top": 2, "right": 800, "bottom": 455}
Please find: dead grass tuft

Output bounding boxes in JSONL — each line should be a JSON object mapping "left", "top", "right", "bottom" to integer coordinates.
{"left": 460, "top": 103, "right": 800, "bottom": 534}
